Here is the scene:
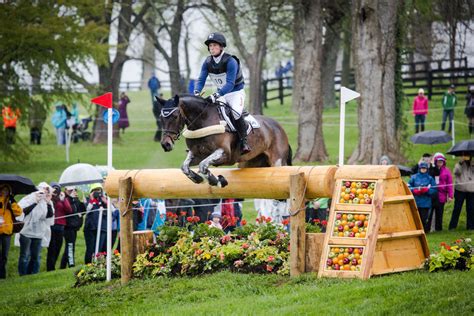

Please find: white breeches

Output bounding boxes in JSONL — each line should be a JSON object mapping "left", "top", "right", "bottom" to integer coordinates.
{"left": 219, "top": 89, "right": 246, "bottom": 119}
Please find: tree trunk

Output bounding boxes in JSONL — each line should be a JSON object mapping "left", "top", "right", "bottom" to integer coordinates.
{"left": 141, "top": 31, "right": 156, "bottom": 90}
{"left": 293, "top": 0, "right": 328, "bottom": 162}
{"left": 341, "top": 17, "right": 352, "bottom": 88}
{"left": 321, "top": 25, "right": 342, "bottom": 108}
{"left": 348, "top": 0, "right": 401, "bottom": 164}
{"left": 247, "top": 51, "right": 266, "bottom": 115}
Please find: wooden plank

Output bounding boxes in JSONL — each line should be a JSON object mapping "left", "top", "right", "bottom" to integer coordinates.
{"left": 372, "top": 238, "right": 426, "bottom": 274}
{"left": 378, "top": 203, "right": 415, "bottom": 233}
{"left": 328, "top": 238, "right": 366, "bottom": 246}
{"left": 384, "top": 195, "right": 414, "bottom": 204}
{"left": 361, "top": 180, "right": 384, "bottom": 279}
{"left": 119, "top": 176, "right": 134, "bottom": 285}
{"left": 382, "top": 178, "right": 406, "bottom": 196}
{"left": 377, "top": 230, "right": 425, "bottom": 241}
{"left": 104, "top": 166, "right": 337, "bottom": 199}
{"left": 371, "top": 265, "right": 425, "bottom": 276}
{"left": 290, "top": 173, "right": 306, "bottom": 277}
{"left": 305, "top": 233, "right": 325, "bottom": 273}
{"left": 334, "top": 165, "right": 400, "bottom": 180}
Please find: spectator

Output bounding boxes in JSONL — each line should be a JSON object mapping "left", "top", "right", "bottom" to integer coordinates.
{"left": 449, "top": 154, "right": 474, "bottom": 230}
{"left": 221, "top": 198, "right": 237, "bottom": 233}
{"left": 83, "top": 183, "right": 107, "bottom": 264}
{"left": 2, "top": 105, "right": 20, "bottom": 145}
{"left": 29, "top": 99, "right": 47, "bottom": 145}
{"left": 17, "top": 182, "right": 55, "bottom": 276}
{"left": 0, "top": 184, "right": 23, "bottom": 278}
{"left": 465, "top": 85, "right": 474, "bottom": 136}
{"left": 411, "top": 153, "right": 438, "bottom": 177}
{"left": 51, "top": 102, "right": 67, "bottom": 145}
{"left": 428, "top": 154, "right": 453, "bottom": 232}
{"left": 147, "top": 73, "right": 161, "bottom": 106}
{"left": 47, "top": 183, "right": 72, "bottom": 271}
{"left": 118, "top": 92, "right": 130, "bottom": 134}
{"left": 441, "top": 84, "right": 457, "bottom": 133}
{"left": 408, "top": 162, "right": 437, "bottom": 232}
{"left": 412, "top": 88, "right": 428, "bottom": 133}
{"left": 379, "top": 155, "right": 392, "bottom": 165}
{"left": 60, "top": 186, "right": 84, "bottom": 269}
{"left": 193, "top": 198, "right": 219, "bottom": 223}
{"left": 208, "top": 213, "right": 223, "bottom": 230}
{"left": 151, "top": 199, "right": 167, "bottom": 235}
{"left": 99, "top": 206, "right": 119, "bottom": 253}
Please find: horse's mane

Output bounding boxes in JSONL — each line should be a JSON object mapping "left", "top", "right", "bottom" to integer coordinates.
{"left": 180, "top": 94, "right": 210, "bottom": 108}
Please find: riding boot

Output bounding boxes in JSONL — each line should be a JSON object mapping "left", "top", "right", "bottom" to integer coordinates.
{"left": 235, "top": 116, "right": 251, "bottom": 154}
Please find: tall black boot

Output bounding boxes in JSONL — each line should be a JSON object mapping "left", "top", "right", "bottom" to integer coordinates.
{"left": 235, "top": 116, "right": 251, "bottom": 154}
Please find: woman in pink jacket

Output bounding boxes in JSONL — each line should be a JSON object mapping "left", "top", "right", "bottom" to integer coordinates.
{"left": 413, "top": 88, "right": 429, "bottom": 133}
{"left": 429, "top": 153, "right": 453, "bottom": 231}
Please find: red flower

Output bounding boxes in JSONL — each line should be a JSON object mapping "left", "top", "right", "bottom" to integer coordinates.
{"left": 113, "top": 249, "right": 119, "bottom": 255}
{"left": 193, "top": 216, "right": 200, "bottom": 223}
{"left": 180, "top": 211, "right": 187, "bottom": 216}
{"left": 186, "top": 216, "right": 193, "bottom": 223}
{"left": 265, "top": 217, "right": 272, "bottom": 223}
{"left": 267, "top": 255, "right": 275, "bottom": 262}
{"left": 149, "top": 251, "right": 155, "bottom": 258}
{"left": 282, "top": 219, "right": 290, "bottom": 226}
{"left": 313, "top": 219, "right": 321, "bottom": 224}
{"left": 241, "top": 219, "right": 247, "bottom": 226}
{"left": 242, "top": 243, "right": 250, "bottom": 249}
{"left": 321, "top": 220, "right": 327, "bottom": 227}
{"left": 266, "top": 264, "right": 273, "bottom": 272}
{"left": 205, "top": 220, "right": 212, "bottom": 225}
{"left": 446, "top": 245, "right": 451, "bottom": 250}
{"left": 456, "top": 239, "right": 461, "bottom": 243}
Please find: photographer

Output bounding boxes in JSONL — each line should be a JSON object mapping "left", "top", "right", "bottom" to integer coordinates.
{"left": 60, "top": 186, "right": 84, "bottom": 269}
{"left": 0, "top": 184, "right": 23, "bottom": 279}
{"left": 17, "top": 182, "right": 54, "bottom": 276}
{"left": 83, "top": 184, "right": 107, "bottom": 264}
{"left": 46, "top": 183, "right": 72, "bottom": 271}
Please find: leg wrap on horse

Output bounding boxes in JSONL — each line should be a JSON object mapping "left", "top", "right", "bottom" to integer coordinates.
{"left": 235, "top": 116, "right": 251, "bottom": 154}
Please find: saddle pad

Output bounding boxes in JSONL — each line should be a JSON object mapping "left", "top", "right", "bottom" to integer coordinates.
{"left": 218, "top": 106, "right": 260, "bottom": 135}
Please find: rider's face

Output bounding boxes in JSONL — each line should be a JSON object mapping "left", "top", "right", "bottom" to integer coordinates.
{"left": 208, "top": 43, "right": 222, "bottom": 56}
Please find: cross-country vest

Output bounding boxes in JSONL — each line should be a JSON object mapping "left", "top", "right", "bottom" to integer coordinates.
{"left": 206, "top": 53, "right": 244, "bottom": 90}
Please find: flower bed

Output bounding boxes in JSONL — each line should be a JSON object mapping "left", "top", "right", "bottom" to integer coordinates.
{"left": 426, "top": 238, "right": 474, "bottom": 272}
{"left": 74, "top": 250, "right": 121, "bottom": 287}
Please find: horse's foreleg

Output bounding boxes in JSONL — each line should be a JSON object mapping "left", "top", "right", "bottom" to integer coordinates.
{"left": 198, "top": 148, "right": 228, "bottom": 187}
{"left": 181, "top": 151, "right": 204, "bottom": 184}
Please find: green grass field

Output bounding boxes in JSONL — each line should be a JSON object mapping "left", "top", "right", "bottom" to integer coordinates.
{"left": 1, "top": 90, "right": 473, "bottom": 314}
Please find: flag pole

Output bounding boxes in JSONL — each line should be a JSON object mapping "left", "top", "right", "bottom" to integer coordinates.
{"left": 339, "top": 87, "right": 360, "bottom": 166}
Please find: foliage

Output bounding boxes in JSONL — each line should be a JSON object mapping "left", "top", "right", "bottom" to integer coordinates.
{"left": 426, "top": 238, "right": 474, "bottom": 272}
{"left": 74, "top": 250, "right": 121, "bottom": 287}
{"left": 133, "top": 221, "right": 290, "bottom": 280}
{"left": 305, "top": 218, "right": 327, "bottom": 233}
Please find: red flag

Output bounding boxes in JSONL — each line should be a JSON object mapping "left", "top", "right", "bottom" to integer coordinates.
{"left": 91, "top": 92, "right": 112, "bottom": 108}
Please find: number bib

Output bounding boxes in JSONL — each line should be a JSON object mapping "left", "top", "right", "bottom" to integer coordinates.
{"left": 209, "top": 73, "right": 227, "bottom": 89}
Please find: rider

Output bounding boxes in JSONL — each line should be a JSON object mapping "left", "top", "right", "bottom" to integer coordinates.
{"left": 194, "top": 32, "right": 251, "bottom": 154}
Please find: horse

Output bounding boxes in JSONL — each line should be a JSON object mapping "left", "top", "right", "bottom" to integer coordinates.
{"left": 157, "top": 95, "right": 292, "bottom": 187}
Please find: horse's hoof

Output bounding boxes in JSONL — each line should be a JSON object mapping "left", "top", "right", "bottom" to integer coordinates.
{"left": 208, "top": 175, "right": 219, "bottom": 186}
{"left": 218, "top": 175, "right": 228, "bottom": 188}
{"left": 189, "top": 174, "right": 204, "bottom": 184}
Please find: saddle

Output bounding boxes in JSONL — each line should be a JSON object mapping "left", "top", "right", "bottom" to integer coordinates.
{"left": 216, "top": 102, "right": 260, "bottom": 135}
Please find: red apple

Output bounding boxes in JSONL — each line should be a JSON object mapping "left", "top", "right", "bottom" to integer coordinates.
{"left": 347, "top": 247, "right": 354, "bottom": 254}
{"left": 327, "top": 258, "right": 333, "bottom": 266}
{"left": 349, "top": 232, "right": 355, "bottom": 238}
{"left": 338, "top": 225, "right": 344, "bottom": 232}
{"left": 345, "top": 181, "right": 351, "bottom": 188}
{"left": 351, "top": 258, "right": 358, "bottom": 265}
{"left": 343, "top": 258, "right": 350, "bottom": 265}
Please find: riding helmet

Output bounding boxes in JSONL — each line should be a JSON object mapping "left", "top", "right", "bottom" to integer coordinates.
{"left": 204, "top": 32, "right": 226, "bottom": 47}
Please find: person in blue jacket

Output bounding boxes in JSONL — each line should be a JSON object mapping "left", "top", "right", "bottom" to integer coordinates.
{"left": 194, "top": 32, "right": 250, "bottom": 154}
{"left": 408, "top": 161, "right": 437, "bottom": 232}
{"left": 51, "top": 102, "right": 67, "bottom": 145}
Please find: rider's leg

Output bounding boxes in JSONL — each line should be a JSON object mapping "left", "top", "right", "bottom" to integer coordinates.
{"left": 224, "top": 90, "right": 251, "bottom": 154}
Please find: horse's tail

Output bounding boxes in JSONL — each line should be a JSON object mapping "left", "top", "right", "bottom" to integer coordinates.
{"left": 287, "top": 145, "right": 293, "bottom": 166}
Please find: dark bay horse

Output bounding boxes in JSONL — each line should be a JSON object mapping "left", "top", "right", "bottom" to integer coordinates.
{"left": 157, "top": 95, "right": 292, "bottom": 187}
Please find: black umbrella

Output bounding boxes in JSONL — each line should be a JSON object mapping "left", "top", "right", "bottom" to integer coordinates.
{"left": 410, "top": 130, "right": 452, "bottom": 145}
{"left": 446, "top": 139, "right": 474, "bottom": 156}
{"left": 0, "top": 174, "right": 36, "bottom": 195}
{"left": 397, "top": 165, "right": 413, "bottom": 177}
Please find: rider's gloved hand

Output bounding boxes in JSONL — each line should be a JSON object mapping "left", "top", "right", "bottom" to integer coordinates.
{"left": 206, "top": 92, "right": 220, "bottom": 103}
{"left": 194, "top": 90, "right": 201, "bottom": 96}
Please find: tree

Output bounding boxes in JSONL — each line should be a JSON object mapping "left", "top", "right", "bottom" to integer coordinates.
{"left": 292, "top": 0, "right": 328, "bottom": 162}
{"left": 348, "top": 0, "right": 402, "bottom": 164}
{"left": 0, "top": 1, "right": 103, "bottom": 159}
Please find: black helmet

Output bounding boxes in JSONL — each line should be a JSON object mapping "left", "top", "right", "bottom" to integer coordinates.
{"left": 204, "top": 32, "right": 226, "bottom": 48}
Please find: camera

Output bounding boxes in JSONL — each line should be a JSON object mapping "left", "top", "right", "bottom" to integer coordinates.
{"left": 93, "top": 191, "right": 102, "bottom": 199}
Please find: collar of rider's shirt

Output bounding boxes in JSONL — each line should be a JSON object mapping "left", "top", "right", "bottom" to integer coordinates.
{"left": 212, "top": 50, "right": 225, "bottom": 64}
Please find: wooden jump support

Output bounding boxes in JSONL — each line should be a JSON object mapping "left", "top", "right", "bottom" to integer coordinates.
{"left": 105, "top": 165, "right": 429, "bottom": 284}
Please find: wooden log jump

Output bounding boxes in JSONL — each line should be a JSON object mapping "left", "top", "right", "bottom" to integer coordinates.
{"left": 105, "top": 166, "right": 337, "bottom": 199}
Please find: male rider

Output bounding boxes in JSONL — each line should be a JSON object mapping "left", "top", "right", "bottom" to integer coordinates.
{"left": 194, "top": 32, "right": 251, "bottom": 154}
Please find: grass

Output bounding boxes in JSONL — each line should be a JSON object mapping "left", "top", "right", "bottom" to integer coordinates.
{"left": 1, "top": 89, "right": 473, "bottom": 314}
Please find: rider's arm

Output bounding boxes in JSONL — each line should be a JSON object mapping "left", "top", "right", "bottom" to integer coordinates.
{"left": 195, "top": 61, "right": 209, "bottom": 93}
{"left": 217, "top": 57, "right": 238, "bottom": 96}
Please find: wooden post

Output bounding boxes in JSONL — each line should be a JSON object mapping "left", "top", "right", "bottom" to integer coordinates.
{"left": 278, "top": 77, "right": 284, "bottom": 105}
{"left": 119, "top": 176, "right": 134, "bottom": 285}
{"left": 263, "top": 80, "right": 268, "bottom": 108}
{"left": 290, "top": 172, "right": 306, "bottom": 277}
{"left": 133, "top": 230, "right": 154, "bottom": 256}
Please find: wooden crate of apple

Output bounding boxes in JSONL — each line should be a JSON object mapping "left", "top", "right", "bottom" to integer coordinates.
{"left": 326, "top": 246, "right": 364, "bottom": 271}
{"left": 339, "top": 180, "right": 375, "bottom": 204}
{"left": 332, "top": 213, "right": 369, "bottom": 238}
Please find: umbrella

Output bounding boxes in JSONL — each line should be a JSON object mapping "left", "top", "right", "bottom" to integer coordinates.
{"left": 59, "top": 163, "right": 103, "bottom": 187}
{"left": 410, "top": 130, "right": 452, "bottom": 145}
{"left": 397, "top": 165, "right": 413, "bottom": 177}
{"left": 0, "top": 174, "right": 37, "bottom": 195}
{"left": 446, "top": 139, "right": 474, "bottom": 156}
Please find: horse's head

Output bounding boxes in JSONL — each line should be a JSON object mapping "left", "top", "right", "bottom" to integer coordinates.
{"left": 158, "top": 95, "right": 183, "bottom": 152}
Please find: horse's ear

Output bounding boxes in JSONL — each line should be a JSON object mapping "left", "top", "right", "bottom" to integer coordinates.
{"left": 173, "top": 94, "right": 179, "bottom": 105}
{"left": 155, "top": 96, "right": 165, "bottom": 105}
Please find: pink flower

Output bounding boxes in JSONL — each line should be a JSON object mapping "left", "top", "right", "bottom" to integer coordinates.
{"left": 266, "top": 265, "right": 273, "bottom": 272}
{"left": 267, "top": 255, "right": 275, "bottom": 262}
{"left": 149, "top": 251, "right": 155, "bottom": 258}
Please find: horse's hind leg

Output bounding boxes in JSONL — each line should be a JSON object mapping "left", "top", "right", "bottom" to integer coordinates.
{"left": 198, "top": 148, "right": 228, "bottom": 187}
{"left": 181, "top": 150, "right": 204, "bottom": 184}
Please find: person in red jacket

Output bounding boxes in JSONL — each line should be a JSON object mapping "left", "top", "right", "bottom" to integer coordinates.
{"left": 413, "top": 88, "right": 428, "bottom": 133}
{"left": 46, "top": 182, "right": 72, "bottom": 271}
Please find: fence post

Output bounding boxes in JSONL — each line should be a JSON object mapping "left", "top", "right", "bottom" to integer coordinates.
{"left": 263, "top": 80, "right": 268, "bottom": 108}
{"left": 119, "top": 176, "right": 134, "bottom": 285}
{"left": 427, "top": 64, "right": 433, "bottom": 101}
{"left": 278, "top": 77, "right": 284, "bottom": 105}
{"left": 290, "top": 172, "right": 306, "bottom": 277}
